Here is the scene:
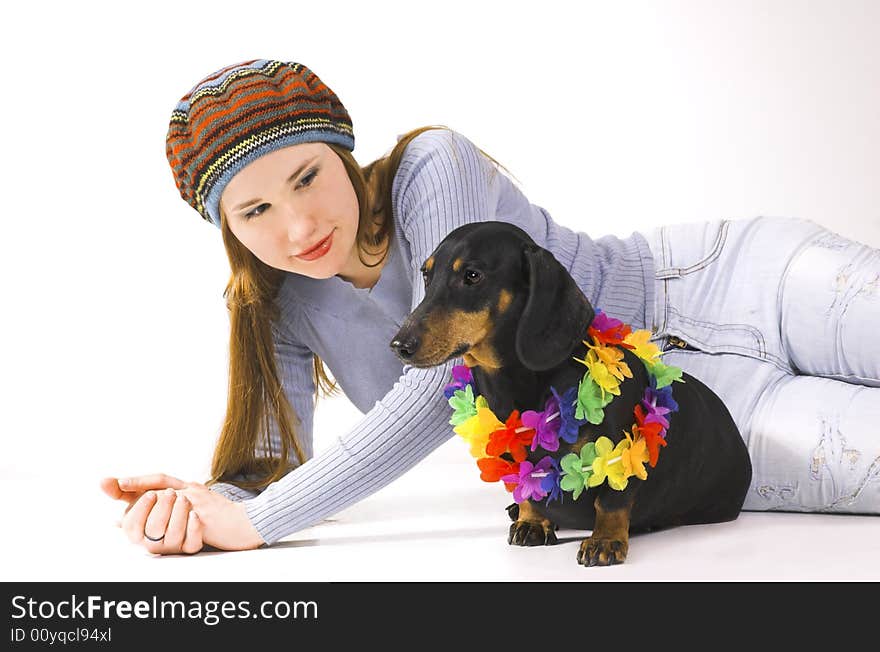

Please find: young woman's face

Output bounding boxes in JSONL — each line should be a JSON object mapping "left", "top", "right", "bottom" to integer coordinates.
{"left": 220, "top": 142, "right": 361, "bottom": 280}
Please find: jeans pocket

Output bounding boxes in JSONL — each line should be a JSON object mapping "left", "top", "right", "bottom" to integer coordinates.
{"left": 666, "top": 307, "right": 774, "bottom": 361}
{"left": 653, "top": 217, "right": 796, "bottom": 369}
{"left": 655, "top": 220, "right": 731, "bottom": 280}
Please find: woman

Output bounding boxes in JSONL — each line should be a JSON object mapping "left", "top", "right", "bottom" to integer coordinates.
{"left": 101, "top": 59, "right": 880, "bottom": 554}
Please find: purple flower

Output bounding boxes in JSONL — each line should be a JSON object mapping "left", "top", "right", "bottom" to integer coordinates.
{"left": 640, "top": 375, "right": 679, "bottom": 437}
{"left": 539, "top": 458, "right": 563, "bottom": 504}
{"left": 551, "top": 386, "right": 587, "bottom": 444}
{"left": 501, "top": 456, "right": 556, "bottom": 504}
{"left": 590, "top": 309, "right": 624, "bottom": 334}
{"left": 443, "top": 365, "right": 474, "bottom": 399}
{"left": 521, "top": 394, "right": 562, "bottom": 452}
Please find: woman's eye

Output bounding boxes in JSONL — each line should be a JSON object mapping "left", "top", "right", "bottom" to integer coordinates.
{"left": 297, "top": 169, "right": 318, "bottom": 189}
{"left": 245, "top": 204, "right": 269, "bottom": 220}
{"left": 242, "top": 168, "right": 318, "bottom": 220}
{"left": 464, "top": 269, "right": 483, "bottom": 285}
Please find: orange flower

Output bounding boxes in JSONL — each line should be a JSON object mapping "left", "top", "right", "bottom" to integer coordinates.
{"left": 622, "top": 329, "right": 662, "bottom": 365}
{"left": 621, "top": 430, "right": 650, "bottom": 481}
{"left": 476, "top": 457, "right": 520, "bottom": 490}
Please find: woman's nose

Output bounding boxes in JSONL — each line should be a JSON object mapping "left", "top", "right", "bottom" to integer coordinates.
{"left": 281, "top": 204, "right": 318, "bottom": 242}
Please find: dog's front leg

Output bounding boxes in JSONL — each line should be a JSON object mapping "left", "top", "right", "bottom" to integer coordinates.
{"left": 508, "top": 500, "right": 558, "bottom": 546}
{"left": 577, "top": 489, "right": 636, "bottom": 566}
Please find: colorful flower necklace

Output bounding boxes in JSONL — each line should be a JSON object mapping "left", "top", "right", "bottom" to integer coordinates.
{"left": 444, "top": 310, "right": 685, "bottom": 505}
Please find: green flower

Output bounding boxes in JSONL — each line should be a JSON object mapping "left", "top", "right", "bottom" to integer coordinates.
{"left": 559, "top": 441, "right": 599, "bottom": 500}
{"left": 575, "top": 374, "right": 614, "bottom": 424}
{"left": 448, "top": 385, "right": 477, "bottom": 426}
{"left": 647, "top": 360, "right": 684, "bottom": 389}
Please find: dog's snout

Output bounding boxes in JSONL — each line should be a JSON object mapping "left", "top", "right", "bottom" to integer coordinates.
{"left": 390, "top": 334, "right": 420, "bottom": 360}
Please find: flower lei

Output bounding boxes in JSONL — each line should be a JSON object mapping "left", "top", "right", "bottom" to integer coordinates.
{"left": 444, "top": 310, "right": 685, "bottom": 504}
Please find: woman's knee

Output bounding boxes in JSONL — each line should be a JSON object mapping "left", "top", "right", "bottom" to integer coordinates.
{"left": 780, "top": 228, "right": 880, "bottom": 383}
{"left": 745, "top": 374, "right": 880, "bottom": 513}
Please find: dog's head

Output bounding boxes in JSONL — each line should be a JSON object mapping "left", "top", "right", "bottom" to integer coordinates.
{"left": 390, "top": 221, "right": 595, "bottom": 371}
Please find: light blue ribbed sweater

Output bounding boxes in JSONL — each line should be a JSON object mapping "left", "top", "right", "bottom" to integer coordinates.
{"left": 210, "top": 129, "right": 656, "bottom": 545}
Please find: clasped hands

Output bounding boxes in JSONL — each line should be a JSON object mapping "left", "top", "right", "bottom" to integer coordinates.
{"left": 100, "top": 474, "right": 265, "bottom": 555}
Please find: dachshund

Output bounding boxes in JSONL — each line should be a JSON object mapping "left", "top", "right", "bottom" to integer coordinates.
{"left": 390, "top": 221, "right": 752, "bottom": 566}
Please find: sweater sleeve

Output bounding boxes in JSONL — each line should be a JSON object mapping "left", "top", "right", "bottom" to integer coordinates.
{"left": 241, "top": 129, "right": 498, "bottom": 545}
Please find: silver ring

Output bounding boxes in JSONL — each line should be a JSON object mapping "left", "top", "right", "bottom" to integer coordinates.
{"left": 144, "top": 531, "right": 165, "bottom": 542}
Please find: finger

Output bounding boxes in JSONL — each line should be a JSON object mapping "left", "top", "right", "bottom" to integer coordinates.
{"left": 103, "top": 477, "right": 151, "bottom": 502}
{"left": 117, "top": 493, "right": 148, "bottom": 527}
{"left": 100, "top": 477, "right": 125, "bottom": 500}
{"left": 118, "top": 474, "right": 186, "bottom": 493}
{"left": 162, "top": 494, "right": 191, "bottom": 552}
{"left": 142, "top": 488, "right": 177, "bottom": 545}
{"left": 180, "top": 510, "right": 204, "bottom": 555}
{"left": 122, "top": 491, "right": 158, "bottom": 544}
{"left": 102, "top": 478, "right": 149, "bottom": 516}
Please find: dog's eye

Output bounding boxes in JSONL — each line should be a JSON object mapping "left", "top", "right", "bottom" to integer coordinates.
{"left": 464, "top": 269, "right": 483, "bottom": 285}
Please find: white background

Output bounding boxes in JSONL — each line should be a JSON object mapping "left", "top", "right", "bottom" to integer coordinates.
{"left": 2, "top": 0, "right": 879, "bottom": 581}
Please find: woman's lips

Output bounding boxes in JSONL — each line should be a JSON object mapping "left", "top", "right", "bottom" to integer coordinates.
{"left": 294, "top": 231, "right": 334, "bottom": 261}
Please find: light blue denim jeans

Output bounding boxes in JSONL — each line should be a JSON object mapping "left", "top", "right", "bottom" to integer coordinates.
{"left": 644, "top": 217, "right": 880, "bottom": 513}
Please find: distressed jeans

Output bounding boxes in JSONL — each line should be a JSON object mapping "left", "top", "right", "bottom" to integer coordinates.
{"left": 644, "top": 217, "right": 880, "bottom": 513}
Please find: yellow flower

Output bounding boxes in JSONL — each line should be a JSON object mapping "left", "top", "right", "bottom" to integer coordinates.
{"left": 587, "top": 436, "right": 631, "bottom": 490}
{"left": 574, "top": 351, "right": 621, "bottom": 400}
{"left": 574, "top": 339, "right": 633, "bottom": 402}
{"left": 588, "top": 356, "right": 621, "bottom": 397}
{"left": 587, "top": 337, "right": 633, "bottom": 382}
{"left": 454, "top": 399, "right": 504, "bottom": 458}
{"left": 623, "top": 330, "right": 662, "bottom": 366}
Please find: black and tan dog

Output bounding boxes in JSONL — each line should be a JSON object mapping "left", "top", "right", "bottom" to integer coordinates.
{"left": 390, "top": 221, "right": 752, "bottom": 566}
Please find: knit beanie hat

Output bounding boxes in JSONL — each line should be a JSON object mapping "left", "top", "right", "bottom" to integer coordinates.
{"left": 166, "top": 59, "right": 355, "bottom": 228}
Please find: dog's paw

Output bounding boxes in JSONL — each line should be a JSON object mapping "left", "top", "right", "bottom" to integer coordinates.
{"left": 577, "top": 537, "right": 628, "bottom": 566}
{"left": 508, "top": 520, "right": 557, "bottom": 546}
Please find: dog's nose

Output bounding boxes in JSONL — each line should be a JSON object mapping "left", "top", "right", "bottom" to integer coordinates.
{"left": 390, "top": 335, "right": 420, "bottom": 359}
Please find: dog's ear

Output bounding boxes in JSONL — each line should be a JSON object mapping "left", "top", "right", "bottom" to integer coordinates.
{"left": 515, "top": 245, "right": 595, "bottom": 371}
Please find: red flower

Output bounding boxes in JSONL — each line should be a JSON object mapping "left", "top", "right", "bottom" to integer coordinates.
{"left": 634, "top": 421, "right": 666, "bottom": 467}
{"left": 587, "top": 324, "right": 634, "bottom": 348}
{"left": 634, "top": 403, "right": 647, "bottom": 426}
{"left": 486, "top": 411, "right": 534, "bottom": 462}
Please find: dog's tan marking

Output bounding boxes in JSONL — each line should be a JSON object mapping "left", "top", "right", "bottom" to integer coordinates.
{"left": 421, "top": 308, "right": 502, "bottom": 370}
{"left": 410, "top": 308, "right": 500, "bottom": 369}
{"left": 452, "top": 258, "right": 463, "bottom": 272}
{"left": 578, "top": 498, "right": 632, "bottom": 566}
{"left": 516, "top": 500, "right": 553, "bottom": 529}
{"left": 572, "top": 431, "right": 598, "bottom": 453}
{"left": 462, "top": 341, "right": 501, "bottom": 371}
{"left": 454, "top": 309, "right": 501, "bottom": 370}
{"left": 592, "top": 499, "right": 631, "bottom": 542}
{"left": 424, "top": 257, "right": 434, "bottom": 272}
{"left": 497, "top": 289, "right": 513, "bottom": 313}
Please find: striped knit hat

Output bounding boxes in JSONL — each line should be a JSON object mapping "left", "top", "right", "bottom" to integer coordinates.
{"left": 166, "top": 59, "right": 355, "bottom": 228}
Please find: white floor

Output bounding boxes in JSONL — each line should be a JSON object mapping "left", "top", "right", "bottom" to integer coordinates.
{"left": 4, "top": 434, "right": 880, "bottom": 583}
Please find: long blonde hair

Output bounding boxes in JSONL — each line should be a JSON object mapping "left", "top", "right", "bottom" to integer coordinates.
{"left": 208, "top": 125, "right": 460, "bottom": 490}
